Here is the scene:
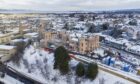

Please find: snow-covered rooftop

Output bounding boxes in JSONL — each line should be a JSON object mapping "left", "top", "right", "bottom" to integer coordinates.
{"left": 129, "top": 45, "right": 140, "bottom": 52}
{"left": 0, "top": 45, "right": 15, "bottom": 50}
{"left": 24, "top": 32, "right": 38, "bottom": 36}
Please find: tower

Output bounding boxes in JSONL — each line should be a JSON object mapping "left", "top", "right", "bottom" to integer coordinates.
{"left": 19, "top": 23, "right": 24, "bottom": 36}
{"left": 39, "top": 20, "right": 46, "bottom": 39}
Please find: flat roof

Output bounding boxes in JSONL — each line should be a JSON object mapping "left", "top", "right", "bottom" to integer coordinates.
{"left": 0, "top": 45, "right": 15, "bottom": 50}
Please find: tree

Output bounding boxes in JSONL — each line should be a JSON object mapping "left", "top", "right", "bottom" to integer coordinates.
{"left": 87, "top": 24, "right": 96, "bottom": 33}
{"left": 86, "top": 63, "right": 98, "bottom": 80}
{"left": 99, "top": 78, "right": 105, "bottom": 84}
{"left": 76, "top": 63, "right": 85, "bottom": 77}
{"left": 92, "top": 16, "right": 95, "bottom": 21}
{"left": 15, "top": 41, "right": 26, "bottom": 53}
{"left": 63, "top": 23, "right": 69, "bottom": 30}
{"left": 128, "top": 14, "right": 133, "bottom": 18}
{"left": 128, "top": 20, "right": 137, "bottom": 26}
{"left": 11, "top": 41, "right": 26, "bottom": 65}
{"left": 69, "top": 13, "right": 75, "bottom": 17}
{"left": 0, "top": 63, "right": 5, "bottom": 78}
{"left": 54, "top": 46, "right": 70, "bottom": 75}
{"left": 110, "top": 28, "right": 125, "bottom": 38}
{"left": 59, "top": 61, "right": 69, "bottom": 75}
{"left": 102, "top": 23, "right": 109, "bottom": 30}
{"left": 79, "top": 15, "right": 85, "bottom": 21}
{"left": 104, "top": 50, "right": 114, "bottom": 56}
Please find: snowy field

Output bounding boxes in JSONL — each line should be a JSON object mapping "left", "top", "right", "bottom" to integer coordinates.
{"left": 7, "top": 45, "right": 136, "bottom": 84}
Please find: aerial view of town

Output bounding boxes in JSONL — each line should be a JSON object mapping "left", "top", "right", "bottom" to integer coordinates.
{"left": 0, "top": 0, "right": 140, "bottom": 84}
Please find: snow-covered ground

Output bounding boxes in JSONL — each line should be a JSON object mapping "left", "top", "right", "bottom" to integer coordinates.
{"left": 7, "top": 45, "right": 136, "bottom": 84}
{"left": 3, "top": 75, "right": 24, "bottom": 84}
{"left": 0, "top": 73, "right": 24, "bottom": 84}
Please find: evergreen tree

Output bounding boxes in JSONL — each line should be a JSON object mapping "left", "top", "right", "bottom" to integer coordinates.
{"left": 76, "top": 63, "right": 85, "bottom": 77}
{"left": 87, "top": 24, "right": 96, "bottom": 33}
{"left": 110, "top": 28, "right": 125, "bottom": 38}
{"left": 59, "top": 61, "right": 69, "bottom": 75}
{"left": 86, "top": 63, "right": 98, "bottom": 80}
{"left": 15, "top": 41, "right": 26, "bottom": 53}
{"left": 79, "top": 15, "right": 85, "bottom": 21}
{"left": 102, "top": 23, "right": 109, "bottom": 30}
{"left": 54, "top": 46, "right": 70, "bottom": 74}
{"left": 128, "top": 20, "right": 137, "bottom": 26}
{"left": 63, "top": 23, "right": 69, "bottom": 30}
{"left": 11, "top": 41, "right": 26, "bottom": 65}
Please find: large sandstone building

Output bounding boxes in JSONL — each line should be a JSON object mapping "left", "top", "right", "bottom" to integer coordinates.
{"left": 44, "top": 30, "right": 100, "bottom": 54}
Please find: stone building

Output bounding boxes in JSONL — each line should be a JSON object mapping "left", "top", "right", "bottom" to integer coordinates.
{"left": 44, "top": 31, "right": 57, "bottom": 47}
{"left": 44, "top": 30, "right": 100, "bottom": 54}
{"left": 79, "top": 35, "right": 99, "bottom": 54}
{"left": 0, "top": 33, "right": 11, "bottom": 44}
{"left": 0, "top": 45, "right": 16, "bottom": 62}
{"left": 38, "top": 20, "right": 47, "bottom": 39}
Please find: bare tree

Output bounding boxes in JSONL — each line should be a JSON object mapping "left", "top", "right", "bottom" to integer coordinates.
{"left": 99, "top": 77, "right": 105, "bottom": 84}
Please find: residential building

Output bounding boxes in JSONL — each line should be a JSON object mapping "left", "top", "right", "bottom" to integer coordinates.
{"left": 0, "top": 45, "right": 16, "bottom": 62}
{"left": 0, "top": 33, "right": 11, "bottom": 44}
{"left": 79, "top": 35, "right": 100, "bottom": 54}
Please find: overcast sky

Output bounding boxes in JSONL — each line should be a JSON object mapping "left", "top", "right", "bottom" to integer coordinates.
{"left": 0, "top": 0, "right": 140, "bottom": 11}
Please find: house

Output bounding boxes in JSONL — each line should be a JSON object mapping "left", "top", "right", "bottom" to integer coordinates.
{"left": 24, "top": 32, "right": 38, "bottom": 41}
{"left": 137, "top": 67, "right": 140, "bottom": 75}
{"left": 0, "top": 33, "right": 11, "bottom": 44}
{"left": 0, "top": 45, "right": 16, "bottom": 62}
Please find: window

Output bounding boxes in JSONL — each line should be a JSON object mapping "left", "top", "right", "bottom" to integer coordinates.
{"left": 81, "top": 43, "right": 83, "bottom": 47}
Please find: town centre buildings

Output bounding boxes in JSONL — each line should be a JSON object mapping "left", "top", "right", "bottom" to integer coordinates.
{"left": 44, "top": 30, "right": 100, "bottom": 54}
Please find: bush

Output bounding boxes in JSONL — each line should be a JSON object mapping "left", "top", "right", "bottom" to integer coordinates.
{"left": 76, "top": 63, "right": 85, "bottom": 77}
{"left": 86, "top": 63, "right": 98, "bottom": 80}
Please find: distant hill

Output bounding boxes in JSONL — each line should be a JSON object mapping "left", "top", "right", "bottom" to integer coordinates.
{"left": 99, "top": 9, "right": 140, "bottom": 14}
{"left": 0, "top": 8, "right": 140, "bottom": 14}
{"left": 0, "top": 9, "right": 38, "bottom": 14}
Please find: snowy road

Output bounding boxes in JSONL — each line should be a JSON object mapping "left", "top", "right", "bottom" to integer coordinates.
{"left": 101, "top": 43, "right": 140, "bottom": 59}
